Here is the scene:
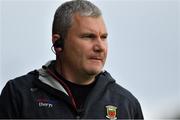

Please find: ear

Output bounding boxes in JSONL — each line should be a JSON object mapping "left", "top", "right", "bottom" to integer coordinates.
{"left": 52, "top": 34, "right": 60, "bottom": 44}
{"left": 52, "top": 34, "right": 63, "bottom": 54}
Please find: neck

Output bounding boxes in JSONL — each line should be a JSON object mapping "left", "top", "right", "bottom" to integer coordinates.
{"left": 55, "top": 59, "right": 96, "bottom": 85}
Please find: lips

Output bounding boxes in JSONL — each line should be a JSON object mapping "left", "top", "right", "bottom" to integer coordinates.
{"left": 89, "top": 56, "right": 104, "bottom": 62}
{"left": 90, "top": 57, "right": 102, "bottom": 60}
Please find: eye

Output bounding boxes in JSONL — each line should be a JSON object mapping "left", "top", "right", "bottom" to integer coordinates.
{"left": 101, "top": 34, "right": 108, "bottom": 40}
{"left": 80, "top": 33, "right": 96, "bottom": 39}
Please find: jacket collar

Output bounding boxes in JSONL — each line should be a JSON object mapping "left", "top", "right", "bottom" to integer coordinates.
{"left": 37, "top": 60, "right": 115, "bottom": 105}
{"left": 37, "top": 60, "right": 68, "bottom": 95}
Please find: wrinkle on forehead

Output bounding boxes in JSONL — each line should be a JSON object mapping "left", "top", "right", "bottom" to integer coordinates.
{"left": 71, "top": 13, "right": 108, "bottom": 35}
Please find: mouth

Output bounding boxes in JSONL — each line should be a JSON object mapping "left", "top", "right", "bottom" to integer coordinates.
{"left": 89, "top": 56, "right": 104, "bottom": 62}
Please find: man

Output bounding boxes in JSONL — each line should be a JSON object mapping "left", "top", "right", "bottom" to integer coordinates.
{"left": 0, "top": 0, "right": 143, "bottom": 119}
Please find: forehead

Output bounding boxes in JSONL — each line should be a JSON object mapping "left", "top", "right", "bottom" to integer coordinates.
{"left": 70, "top": 13, "right": 107, "bottom": 34}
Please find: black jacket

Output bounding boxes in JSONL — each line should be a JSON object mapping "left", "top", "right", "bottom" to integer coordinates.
{"left": 0, "top": 62, "right": 143, "bottom": 119}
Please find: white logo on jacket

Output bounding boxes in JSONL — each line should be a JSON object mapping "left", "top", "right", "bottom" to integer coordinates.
{"left": 38, "top": 102, "right": 53, "bottom": 108}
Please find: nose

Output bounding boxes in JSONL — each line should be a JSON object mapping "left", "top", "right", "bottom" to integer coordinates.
{"left": 93, "top": 37, "right": 107, "bottom": 52}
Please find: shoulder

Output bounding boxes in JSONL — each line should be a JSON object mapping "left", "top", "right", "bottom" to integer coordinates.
{"left": 103, "top": 72, "right": 144, "bottom": 119}
{"left": 3, "top": 70, "right": 39, "bottom": 92}
{"left": 110, "top": 82, "right": 138, "bottom": 102}
{"left": 103, "top": 71, "right": 141, "bottom": 106}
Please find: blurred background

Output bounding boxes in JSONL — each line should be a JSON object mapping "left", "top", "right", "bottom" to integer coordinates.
{"left": 0, "top": 0, "right": 179, "bottom": 119}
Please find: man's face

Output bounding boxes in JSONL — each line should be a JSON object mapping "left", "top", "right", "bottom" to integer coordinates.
{"left": 62, "top": 13, "right": 108, "bottom": 76}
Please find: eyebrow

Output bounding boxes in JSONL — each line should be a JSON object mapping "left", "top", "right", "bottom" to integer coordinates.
{"left": 80, "top": 32, "right": 108, "bottom": 37}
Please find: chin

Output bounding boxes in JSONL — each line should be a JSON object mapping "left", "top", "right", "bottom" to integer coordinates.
{"left": 86, "top": 68, "right": 102, "bottom": 76}
{"left": 84, "top": 63, "right": 104, "bottom": 76}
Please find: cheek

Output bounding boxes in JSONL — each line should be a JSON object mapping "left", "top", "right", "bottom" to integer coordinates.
{"left": 104, "top": 44, "right": 108, "bottom": 57}
{"left": 106, "top": 47, "right": 108, "bottom": 56}
{"left": 65, "top": 43, "right": 85, "bottom": 62}
{"left": 73, "top": 41, "right": 91, "bottom": 56}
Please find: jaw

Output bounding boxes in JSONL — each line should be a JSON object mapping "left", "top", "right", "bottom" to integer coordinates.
{"left": 83, "top": 60, "right": 105, "bottom": 76}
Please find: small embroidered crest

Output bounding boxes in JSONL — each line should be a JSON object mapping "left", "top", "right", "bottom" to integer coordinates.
{"left": 106, "top": 105, "right": 117, "bottom": 120}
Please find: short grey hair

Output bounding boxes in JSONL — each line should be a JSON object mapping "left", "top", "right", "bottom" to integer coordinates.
{"left": 52, "top": 0, "right": 102, "bottom": 39}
